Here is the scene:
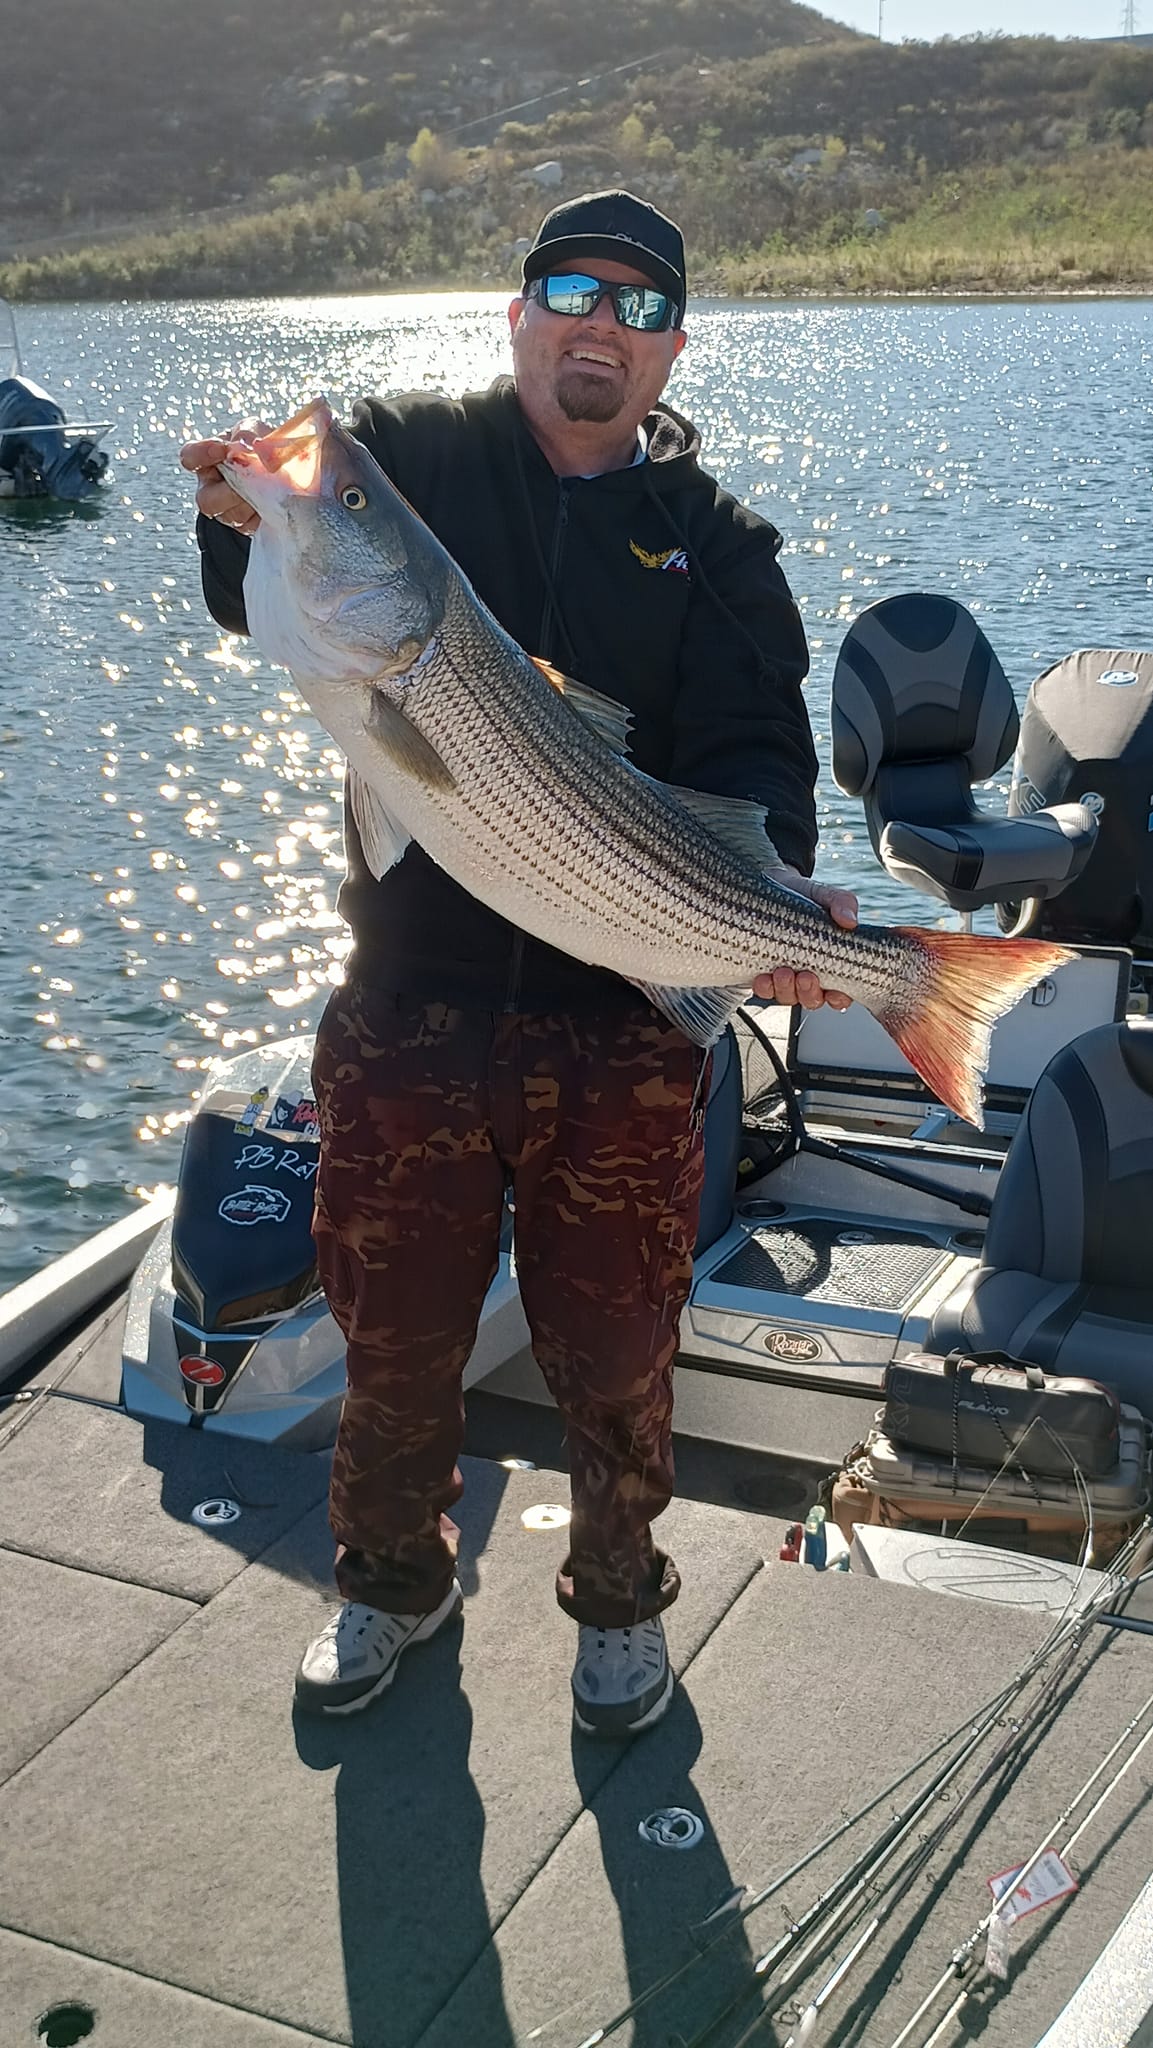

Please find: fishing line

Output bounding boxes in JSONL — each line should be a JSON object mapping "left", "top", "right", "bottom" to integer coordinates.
{"left": 885, "top": 1681, "right": 1153, "bottom": 2048}
{"left": 574, "top": 1522, "right": 1149, "bottom": 2048}
{"left": 722, "top": 1629, "right": 1086, "bottom": 2048}
{"left": 571, "top": 1639, "right": 1072, "bottom": 2046}
{"left": 757, "top": 1509, "right": 1149, "bottom": 2047}
{"left": 680, "top": 1522, "right": 1150, "bottom": 2048}
{"left": 769, "top": 1571, "right": 1101, "bottom": 2048}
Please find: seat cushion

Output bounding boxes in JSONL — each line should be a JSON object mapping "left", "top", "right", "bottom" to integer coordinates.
{"left": 880, "top": 804, "right": 1096, "bottom": 912}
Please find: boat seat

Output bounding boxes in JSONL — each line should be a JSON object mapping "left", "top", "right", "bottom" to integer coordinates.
{"left": 929, "top": 1022, "right": 1153, "bottom": 1418}
{"left": 695, "top": 1025, "right": 741, "bottom": 1256}
{"left": 832, "top": 594, "right": 1097, "bottom": 913}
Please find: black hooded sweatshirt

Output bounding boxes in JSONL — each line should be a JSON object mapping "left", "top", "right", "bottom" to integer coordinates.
{"left": 197, "top": 375, "right": 818, "bottom": 1012}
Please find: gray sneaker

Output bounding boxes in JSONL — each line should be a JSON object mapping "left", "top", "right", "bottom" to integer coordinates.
{"left": 571, "top": 1616, "right": 673, "bottom": 1740}
{"left": 294, "top": 1580, "right": 463, "bottom": 1716}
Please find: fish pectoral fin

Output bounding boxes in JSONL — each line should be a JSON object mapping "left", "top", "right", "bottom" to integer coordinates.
{"left": 369, "top": 691, "right": 456, "bottom": 791}
{"left": 347, "top": 767, "right": 412, "bottom": 882}
{"left": 629, "top": 981, "right": 750, "bottom": 1049}
{"left": 530, "top": 658, "right": 633, "bottom": 758}
{"left": 655, "top": 783, "right": 778, "bottom": 869}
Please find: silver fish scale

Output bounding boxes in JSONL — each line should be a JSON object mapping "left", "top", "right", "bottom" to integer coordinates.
{"left": 389, "top": 584, "right": 923, "bottom": 1012}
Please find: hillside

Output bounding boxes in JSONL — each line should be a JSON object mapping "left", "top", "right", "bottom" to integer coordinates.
{"left": 0, "top": 0, "right": 845, "bottom": 243}
{"left": 7, "top": 16, "right": 1153, "bottom": 298}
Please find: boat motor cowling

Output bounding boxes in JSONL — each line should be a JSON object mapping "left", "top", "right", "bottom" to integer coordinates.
{"left": 168, "top": 1043, "right": 323, "bottom": 1415}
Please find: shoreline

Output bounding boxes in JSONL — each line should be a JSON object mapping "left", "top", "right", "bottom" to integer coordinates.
{"left": 4, "top": 278, "right": 1153, "bottom": 307}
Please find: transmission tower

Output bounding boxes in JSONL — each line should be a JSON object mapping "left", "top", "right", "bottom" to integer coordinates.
{"left": 1121, "top": 0, "right": 1138, "bottom": 34}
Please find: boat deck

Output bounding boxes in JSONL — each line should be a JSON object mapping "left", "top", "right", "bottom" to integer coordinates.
{"left": 3, "top": 1369, "right": 1153, "bottom": 2048}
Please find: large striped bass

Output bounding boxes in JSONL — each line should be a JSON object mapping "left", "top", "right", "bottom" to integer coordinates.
{"left": 220, "top": 398, "right": 1071, "bottom": 1128}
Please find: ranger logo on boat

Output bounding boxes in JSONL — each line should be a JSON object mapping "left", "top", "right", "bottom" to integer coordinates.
{"left": 764, "top": 1329, "right": 824, "bottom": 1362}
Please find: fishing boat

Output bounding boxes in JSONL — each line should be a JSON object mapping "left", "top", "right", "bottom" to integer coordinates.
{"left": 0, "top": 298, "right": 110, "bottom": 502}
{"left": 2, "top": 593, "right": 1151, "bottom": 2048}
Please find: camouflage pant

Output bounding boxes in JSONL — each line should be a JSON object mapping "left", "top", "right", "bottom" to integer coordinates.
{"left": 312, "top": 987, "right": 707, "bottom": 1626}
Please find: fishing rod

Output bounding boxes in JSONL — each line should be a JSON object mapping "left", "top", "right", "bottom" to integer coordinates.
{"left": 0, "top": 422, "right": 113, "bottom": 439}
{"left": 574, "top": 1516, "right": 1144, "bottom": 2048}
{"left": 887, "top": 1683, "right": 1153, "bottom": 2048}
{"left": 572, "top": 1592, "right": 1097, "bottom": 2048}
{"left": 679, "top": 1518, "right": 1150, "bottom": 2048}
{"left": 771, "top": 1575, "right": 1105, "bottom": 2048}
{"left": 731, "top": 1506, "right": 1152, "bottom": 2048}
{"left": 721, "top": 1608, "right": 1092, "bottom": 2048}
{"left": 771, "top": 1538, "right": 1153, "bottom": 2048}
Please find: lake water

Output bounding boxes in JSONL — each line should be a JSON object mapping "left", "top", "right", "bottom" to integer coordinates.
{"left": 1, "top": 293, "right": 1151, "bottom": 1290}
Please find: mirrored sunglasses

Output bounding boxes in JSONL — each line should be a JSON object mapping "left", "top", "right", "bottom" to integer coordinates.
{"left": 528, "top": 271, "right": 679, "bottom": 332}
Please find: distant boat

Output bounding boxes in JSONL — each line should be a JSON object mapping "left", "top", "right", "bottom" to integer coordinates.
{"left": 0, "top": 297, "right": 110, "bottom": 501}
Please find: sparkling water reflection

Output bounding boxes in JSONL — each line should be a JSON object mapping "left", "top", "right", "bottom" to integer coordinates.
{"left": 1, "top": 294, "right": 1150, "bottom": 1287}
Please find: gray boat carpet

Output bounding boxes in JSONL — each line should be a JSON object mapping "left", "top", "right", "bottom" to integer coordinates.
{"left": 0, "top": 1547, "right": 193, "bottom": 1787}
{"left": 0, "top": 1396, "right": 328, "bottom": 1600}
{"left": 0, "top": 1404, "right": 767, "bottom": 2048}
{"left": 3, "top": 1397, "right": 1150, "bottom": 2048}
{"left": 28, "top": 1286, "right": 131, "bottom": 1406}
{"left": 419, "top": 1566, "right": 1153, "bottom": 2048}
{"left": 1, "top": 1926, "right": 346, "bottom": 2048}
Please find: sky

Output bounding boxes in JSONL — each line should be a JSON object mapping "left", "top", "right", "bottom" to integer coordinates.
{"left": 821, "top": 0, "right": 1138, "bottom": 44}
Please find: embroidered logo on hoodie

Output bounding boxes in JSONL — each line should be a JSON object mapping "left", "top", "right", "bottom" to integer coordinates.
{"left": 629, "top": 540, "right": 690, "bottom": 575}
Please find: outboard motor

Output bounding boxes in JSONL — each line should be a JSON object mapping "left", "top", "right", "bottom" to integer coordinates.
{"left": 168, "top": 1042, "right": 324, "bottom": 1415}
{"left": 1000, "top": 650, "right": 1153, "bottom": 955}
{"left": 0, "top": 374, "right": 108, "bottom": 500}
{"left": 121, "top": 1039, "right": 348, "bottom": 1445}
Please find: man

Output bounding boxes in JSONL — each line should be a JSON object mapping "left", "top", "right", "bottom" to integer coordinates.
{"left": 182, "top": 190, "right": 856, "bottom": 1739}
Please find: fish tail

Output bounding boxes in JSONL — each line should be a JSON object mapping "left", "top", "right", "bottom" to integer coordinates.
{"left": 872, "top": 930, "right": 1076, "bottom": 1128}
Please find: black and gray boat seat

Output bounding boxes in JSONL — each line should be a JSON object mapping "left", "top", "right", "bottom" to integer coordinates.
{"left": 929, "top": 1022, "right": 1153, "bottom": 1417}
{"left": 832, "top": 593, "right": 1097, "bottom": 912}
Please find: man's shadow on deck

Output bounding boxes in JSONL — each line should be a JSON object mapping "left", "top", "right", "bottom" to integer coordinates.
{"left": 293, "top": 1617, "right": 519, "bottom": 2048}
{"left": 290, "top": 1461, "right": 519, "bottom": 2048}
{"left": 564, "top": 1690, "right": 758, "bottom": 2048}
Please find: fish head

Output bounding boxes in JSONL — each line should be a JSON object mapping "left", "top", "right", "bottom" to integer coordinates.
{"left": 221, "top": 398, "right": 444, "bottom": 682}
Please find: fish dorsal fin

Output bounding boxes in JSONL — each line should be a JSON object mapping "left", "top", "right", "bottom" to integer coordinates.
{"left": 629, "top": 980, "right": 749, "bottom": 1049}
{"left": 368, "top": 689, "right": 456, "bottom": 791}
{"left": 347, "top": 766, "right": 412, "bottom": 882}
{"left": 658, "top": 783, "right": 776, "bottom": 870}
{"left": 530, "top": 657, "right": 633, "bottom": 757}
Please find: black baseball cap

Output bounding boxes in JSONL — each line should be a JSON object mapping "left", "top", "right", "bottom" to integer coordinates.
{"left": 522, "top": 190, "right": 687, "bottom": 321}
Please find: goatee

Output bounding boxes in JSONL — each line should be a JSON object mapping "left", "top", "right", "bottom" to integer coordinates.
{"left": 556, "top": 371, "right": 624, "bottom": 425}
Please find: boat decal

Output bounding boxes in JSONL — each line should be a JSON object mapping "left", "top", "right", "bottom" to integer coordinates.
{"left": 233, "top": 1085, "right": 270, "bottom": 1136}
{"left": 233, "top": 1141, "right": 317, "bottom": 1181}
{"left": 764, "top": 1328, "right": 823, "bottom": 1362}
{"left": 217, "top": 1183, "right": 292, "bottom": 1226}
{"left": 269, "top": 1092, "right": 320, "bottom": 1141}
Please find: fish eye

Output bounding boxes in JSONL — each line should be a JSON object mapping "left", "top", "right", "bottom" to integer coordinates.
{"left": 341, "top": 485, "right": 367, "bottom": 510}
